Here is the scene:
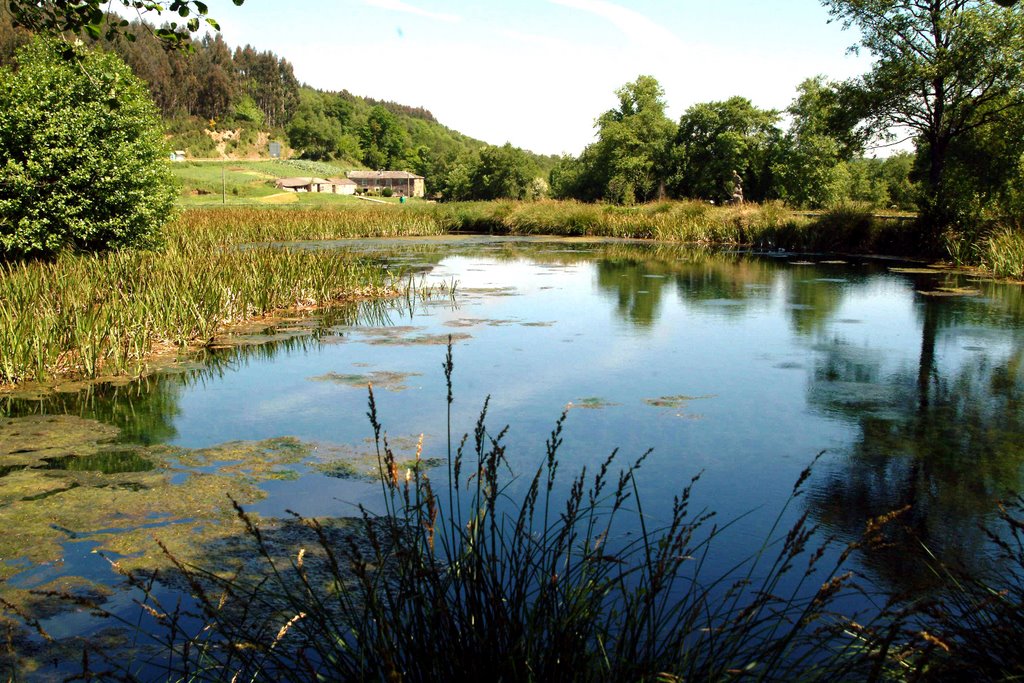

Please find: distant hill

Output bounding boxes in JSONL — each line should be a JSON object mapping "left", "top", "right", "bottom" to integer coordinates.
{"left": 0, "top": 12, "right": 554, "bottom": 195}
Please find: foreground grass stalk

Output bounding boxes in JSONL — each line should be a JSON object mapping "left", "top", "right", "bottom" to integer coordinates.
{"left": 32, "top": 341, "right": 1018, "bottom": 681}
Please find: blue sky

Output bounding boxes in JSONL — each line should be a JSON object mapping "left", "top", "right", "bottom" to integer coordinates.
{"left": 168, "top": 0, "right": 871, "bottom": 155}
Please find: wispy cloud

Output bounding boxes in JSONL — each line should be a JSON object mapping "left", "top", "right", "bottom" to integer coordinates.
{"left": 502, "top": 29, "right": 569, "bottom": 51}
{"left": 548, "top": 0, "right": 683, "bottom": 54}
{"left": 364, "top": 0, "right": 461, "bottom": 23}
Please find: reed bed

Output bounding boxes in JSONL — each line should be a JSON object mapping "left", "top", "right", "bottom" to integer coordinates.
{"left": 173, "top": 205, "right": 452, "bottom": 245}
{"left": 0, "top": 244, "right": 388, "bottom": 384}
{"left": 976, "top": 226, "right": 1024, "bottom": 279}
{"left": 0, "top": 204, "right": 464, "bottom": 385}
{"left": 438, "top": 200, "right": 917, "bottom": 255}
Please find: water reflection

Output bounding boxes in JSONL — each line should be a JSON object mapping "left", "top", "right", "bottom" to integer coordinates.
{"left": 0, "top": 298, "right": 404, "bottom": 437}
{"left": 807, "top": 282, "right": 1024, "bottom": 593}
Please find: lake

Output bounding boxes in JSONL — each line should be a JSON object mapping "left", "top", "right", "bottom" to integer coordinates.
{"left": 2, "top": 235, "right": 1023, "bottom": 672}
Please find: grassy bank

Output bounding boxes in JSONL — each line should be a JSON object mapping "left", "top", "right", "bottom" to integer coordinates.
{"left": 0, "top": 208, "right": 452, "bottom": 386}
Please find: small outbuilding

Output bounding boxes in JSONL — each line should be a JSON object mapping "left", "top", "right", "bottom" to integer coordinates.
{"left": 326, "top": 177, "right": 357, "bottom": 195}
{"left": 275, "top": 177, "right": 357, "bottom": 194}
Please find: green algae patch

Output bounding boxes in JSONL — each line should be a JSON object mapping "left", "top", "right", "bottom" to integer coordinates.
{"left": 325, "top": 325, "right": 471, "bottom": 347}
{"left": 460, "top": 286, "right": 520, "bottom": 297}
{"left": 644, "top": 394, "right": 715, "bottom": 418}
{"left": 39, "top": 450, "right": 155, "bottom": 474}
{"left": 643, "top": 394, "right": 716, "bottom": 409}
{"left": 309, "top": 370, "right": 423, "bottom": 392}
{"left": 167, "top": 436, "right": 311, "bottom": 480}
{"left": 0, "top": 415, "right": 120, "bottom": 458}
{"left": 916, "top": 286, "right": 981, "bottom": 297}
{"left": 570, "top": 397, "right": 618, "bottom": 410}
{"left": 366, "top": 332, "right": 471, "bottom": 347}
{"left": 312, "top": 436, "right": 443, "bottom": 481}
{"left": 0, "top": 416, "right": 323, "bottom": 584}
{"left": 889, "top": 266, "right": 947, "bottom": 275}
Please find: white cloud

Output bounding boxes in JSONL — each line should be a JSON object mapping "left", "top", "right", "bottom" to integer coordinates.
{"left": 363, "top": 0, "right": 462, "bottom": 23}
{"left": 548, "top": 0, "right": 684, "bottom": 57}
{"left": 502, "top": 29, "right": 570, "bottom": 51}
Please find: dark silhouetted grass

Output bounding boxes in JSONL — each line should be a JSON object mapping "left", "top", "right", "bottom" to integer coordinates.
{"left": 36, "top": 342, "right": 994, "bottom": 682}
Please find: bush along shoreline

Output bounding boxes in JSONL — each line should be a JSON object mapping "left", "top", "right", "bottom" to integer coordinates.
{"left": 9, "top": 340, "right": 1020, "bottom": 681}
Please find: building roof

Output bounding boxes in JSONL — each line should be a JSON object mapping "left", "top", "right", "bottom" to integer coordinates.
{"left": 347, "top": 170, "right": 424, "bottom": 180}
{"left": 276, "top": 177, "right": 330, "bottom": 188}
{"left": 328, "top": 177, "right": 357, "bottom": 185}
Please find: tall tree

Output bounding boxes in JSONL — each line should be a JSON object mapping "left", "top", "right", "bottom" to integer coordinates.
{"left": 443, "top": 143, "right": 540, "bottom": 201}
{"left": 822, "top": 0, "right": 1024, "bottom": 243}
{"left": 592, "top": 75, "right": 676, "bottom": 204}
{"left": 779, "top": 77, "right": 866, "bottom": 208}
{"left": 670, "top": 97, "right": 782, "bottom": 203}
{"left": 234, "top": 46, "right": 299, "bottom": 128}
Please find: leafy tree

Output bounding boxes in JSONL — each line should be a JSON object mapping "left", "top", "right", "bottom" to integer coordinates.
{"left": 439, "top": 144, "right": 540, "bottom": 201}
{"left": 4, "top": 0, "right": 242, "bottom": 46}
{"left": 287, "top": 90, "right": 346, "bottom": 161}
{"left": 0, "top": 38, "right": 175, "bottom": 259}
{"left": 548, "top": 148, "right": 604, "bottom": 201}
{"left": 778, "top": 77, "right": 866, "bottom": 208}
{"left": 823, "top": 0, "right": 1024, "bottom": 243}
{"left": 360, "top": 105, "right": 409, "bottom": 169}
{"left": 670, "top": 97, "right": 782, "bottom": 203}
{"left": 592, "top": 75, "right": 676, "bottom": 204}
{"left": 469, "top": 144, "right": 539, "bottom": 200}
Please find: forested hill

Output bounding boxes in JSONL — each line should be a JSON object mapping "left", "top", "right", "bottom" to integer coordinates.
{"left": 0, "top": 15, "right": 558, "bottom": 195}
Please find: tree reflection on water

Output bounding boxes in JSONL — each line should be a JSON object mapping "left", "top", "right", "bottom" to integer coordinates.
{"left": 807, "top": 283, "right": 1024, "bottom": 594}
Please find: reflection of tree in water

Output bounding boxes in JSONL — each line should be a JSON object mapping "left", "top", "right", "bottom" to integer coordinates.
{"left": 807, "top": 293, "right": 1024, "bottom": 594}
{"left": 785, "top": 272, "right": 861, "bottom": 337}
{"left": 590, "top": 246, "right": 781, "bottom": 327}
{"left": 595, "top": 258, "right": 673, "bottom": 327}
{"left": 0, "top": 300, "right": 392, "bottom": 445}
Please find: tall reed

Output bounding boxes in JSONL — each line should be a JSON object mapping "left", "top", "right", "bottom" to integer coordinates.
{"left": 976, "top": 226, "right": 1024, "bottom": 279}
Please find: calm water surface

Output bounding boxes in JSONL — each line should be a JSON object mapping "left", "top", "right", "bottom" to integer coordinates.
{"left": 3, "top": 236, "right": 1023, "bottom": 656}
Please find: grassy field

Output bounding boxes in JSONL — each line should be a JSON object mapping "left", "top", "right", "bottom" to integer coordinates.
{"left": 173, "top": 160, "right": 431, "bottom": 208}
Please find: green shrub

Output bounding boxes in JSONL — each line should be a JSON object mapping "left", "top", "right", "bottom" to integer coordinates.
{"left": 0, "top": 38, "right": 176, "bottom": 259}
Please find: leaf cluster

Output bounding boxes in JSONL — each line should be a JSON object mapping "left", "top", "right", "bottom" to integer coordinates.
{"left": 5, "top": 0, "right": 243, "bottom": 46}
{"left": 0, "top": 37, "right": 176, "bottom": 259}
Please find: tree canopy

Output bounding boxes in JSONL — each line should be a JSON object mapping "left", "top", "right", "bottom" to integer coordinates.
{"left": 0, "top": 38, "right": 175, "bottom": 258}
{"left": 671, "top": 97, "right": 781, "bottom": 204}
{"left": 822, "top": 0, "right": 1024, "bottom": 241}
{"left": 4, "top": 0, "right": 243, "bottom": 45}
